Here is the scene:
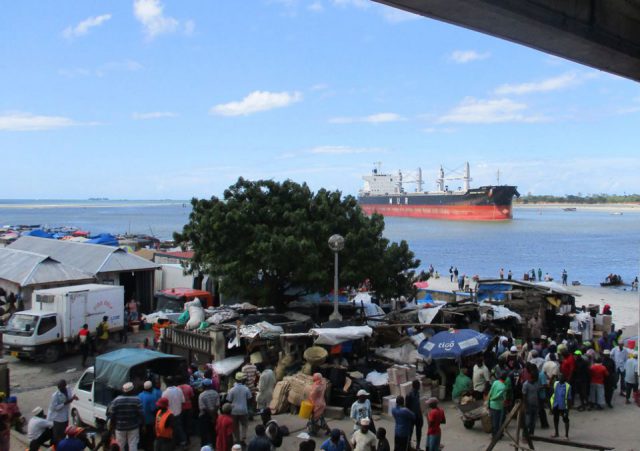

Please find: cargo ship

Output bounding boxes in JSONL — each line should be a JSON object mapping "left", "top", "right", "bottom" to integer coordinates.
{"left": 357, "top": 163, "right": 519, "bottom": 221}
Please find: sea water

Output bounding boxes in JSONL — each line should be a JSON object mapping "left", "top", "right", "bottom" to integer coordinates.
{"left": 0, "top": 201, "right": 638, "bottom": 286}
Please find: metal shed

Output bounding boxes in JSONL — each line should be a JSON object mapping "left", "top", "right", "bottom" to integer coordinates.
{"left": 9, "top": 236, "right": 159, "bottom": 312}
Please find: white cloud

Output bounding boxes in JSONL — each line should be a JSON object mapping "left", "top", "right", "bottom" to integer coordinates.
{"left": 437, "top": 97, "right": 547, "bottom": 124}
{"left": 381, "top": 8, "right": 420, "bottom": 24}
{"left": 210, "top": 91, "right": 302, "bottom": 116}
{"left": 0, "top": 112, "right": 80, "bottom": 131}
{"left": 132, "top": 111, "right": 177, "bottom": 120}
{"left": 308, "top": 145, "right": 384, "bottom": 155}
{"left": 134, "top": 0, "right": 191, "bottom": 39}
{"left": 329, "top": 112, "right": 405, "bottom": 124}
{"left": 63, "top": 14, "right": 112, "bottom": 39}
{"left": 330, "top": 0, "right": 369, "bottom": 8}
{"left": 423, "top": 127, "right": 456, "bottom": 134}
{"left": 310, "top": 83, "right": 329, "bottom": 91}
{"left": 308, "top": 1, "right": 324, "bottom": 12}
{"left": 494, "top": 72, "right": 580, "bottom": 95}
{"left": 449, "top": 50, "right": 490, "bottom": 64}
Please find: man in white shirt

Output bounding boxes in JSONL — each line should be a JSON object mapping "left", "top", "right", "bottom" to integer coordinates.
{"left": 473, "top": 357, "right": 491, "bottom": 399}
{"left": 351, "top": 418, "right": 376, "bottom": 451}
{"left": 610, "top": 342, "right": 628, "bottom": 395}
{"left": 27, "top": 406, "right": 53, "bottom": 451}
{"left": 162, "top": 378, "right": 186, "bottom": 445}
{"left": 542, "top": 353, "right": 560, "bottom": 382}
{"left": 47, "top": 380, "right": 77, "bottom": 445}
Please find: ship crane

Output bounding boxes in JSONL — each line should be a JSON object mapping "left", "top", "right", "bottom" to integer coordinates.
{"left": 395, "top": 168, "right": 425, "bottom": 193}
{"left": 436, "top": 162, "right": 472, "bottom": 192}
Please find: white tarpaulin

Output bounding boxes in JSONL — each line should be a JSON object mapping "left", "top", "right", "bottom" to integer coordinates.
{"left": 365, "top": 370, "right": 389, "bottom": 386}
{"left": 212, "top": 355, "right": 245, "bottom": 376}
{"left": 418, "top": 305, "right": 444, "bottom": 324}
{"left": 311, "top": 326, "right": 373, "bottom": 345}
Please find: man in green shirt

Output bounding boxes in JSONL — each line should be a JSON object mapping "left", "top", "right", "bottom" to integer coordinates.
{"left": 488, "top": 372, "right": 507, "bottom": 439}
{"left": 452, "top": 368, "right": 472, "bottom": 401}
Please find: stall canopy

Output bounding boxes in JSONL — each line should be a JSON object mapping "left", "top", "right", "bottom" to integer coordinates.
{"left": 94, "top": 349, "right": 182, "bottom": 389}
{"left": 310, "top": 326, "right": 373, "bottom": 345}
{"left": 418, "top": 329, "right": 491, "bottom": 360}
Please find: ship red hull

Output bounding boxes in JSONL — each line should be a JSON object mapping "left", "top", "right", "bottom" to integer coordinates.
{"left": 360, "top": 204, "right": 513, "bottom": 221}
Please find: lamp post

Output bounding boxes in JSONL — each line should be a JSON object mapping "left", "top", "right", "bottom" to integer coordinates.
{"left": 328, "top": 234, "right": 345, "bottom": 321}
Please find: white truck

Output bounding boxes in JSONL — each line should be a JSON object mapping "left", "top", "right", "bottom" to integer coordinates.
{"left": 2, "top": 284, "right": 124, "bottom": 362}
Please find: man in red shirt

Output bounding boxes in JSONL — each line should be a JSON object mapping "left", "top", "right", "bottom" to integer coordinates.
{"left": 560, "top": 351, "right": 575, "bottom": 381}
{"left": 426, "top": 397, "right": 445, "bottom": 451}
{"left": 588, "top": 358, "right": 608, "bottom": 410}
{"left": 78, "top": 324, "right": 90, "bottom": 367}
{"left": 178, "top": 379, "right": 195, "bottom": 444}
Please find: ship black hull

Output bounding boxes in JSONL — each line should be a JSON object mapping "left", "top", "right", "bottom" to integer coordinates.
{"left": 358, "top": 186, "right": 519, "bottom": 221}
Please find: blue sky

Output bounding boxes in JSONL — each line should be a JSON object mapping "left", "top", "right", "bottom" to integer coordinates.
{"left": 2, "top": 0, "right": 639, "bottom": 199}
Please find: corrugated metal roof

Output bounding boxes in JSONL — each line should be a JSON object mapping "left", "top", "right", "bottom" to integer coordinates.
{"left": 9, "top": 236, "right": 158, "bottom": 275}
{"left": 0, "top": 248, "right": 94, "bottom": 286}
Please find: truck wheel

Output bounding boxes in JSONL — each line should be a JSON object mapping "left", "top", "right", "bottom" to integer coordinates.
{"left": 71, "top": 409, "right": 84, "bottom": 427}
{"left": 43, "top": 345, "right": 61, "bottom": 363}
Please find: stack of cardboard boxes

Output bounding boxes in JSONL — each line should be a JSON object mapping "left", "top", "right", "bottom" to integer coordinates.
{"left": 382, "top": 364, "right": 439, "bottom": 416}
{"left": 593, "top": 313, "right": 613, "bottom": 339}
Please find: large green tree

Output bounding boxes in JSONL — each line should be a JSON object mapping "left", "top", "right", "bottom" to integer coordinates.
{"left": 174, "top": 178, "right": 420, "bottom": 308}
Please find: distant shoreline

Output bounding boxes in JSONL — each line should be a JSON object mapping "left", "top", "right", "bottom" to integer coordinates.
{"left": 515, "top": 202, "right": 640, "bottom": 212}
{"left": 0, "top": 200, "right": 188, "bottom": 209}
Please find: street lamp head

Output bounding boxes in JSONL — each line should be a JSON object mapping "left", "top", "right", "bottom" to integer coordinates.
{"left": 328, "top": 234, "right": 345, "bottom": 252}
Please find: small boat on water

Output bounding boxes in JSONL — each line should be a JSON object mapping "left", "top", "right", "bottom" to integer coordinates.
{"left": 611, "top": 212, "right": 623, "bottom": 216}
{"left": 563, "top": 207, "right": 577, "bottom": 212}
{"left": 600, "top": 274, "right": 624, "bottom": 287}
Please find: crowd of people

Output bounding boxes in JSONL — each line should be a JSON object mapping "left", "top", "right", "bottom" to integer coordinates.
{"left": 452, "top": 329, "right": 639, "bottom": 442}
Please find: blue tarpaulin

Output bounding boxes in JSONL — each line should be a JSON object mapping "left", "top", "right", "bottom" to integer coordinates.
{"left": 95, "top": 349, "right": 183, "bottom": 390}
{"left": 86, "top": 233, "right": 119, "bottom": 246}
{"left": 418, "top": 329, "right": 492, "bottom": 360}
{"left": 476, "top": 283, "right": 511, "bottom": 301}
{"left": 24, "top": 229, "right": 54, "bottom": 239}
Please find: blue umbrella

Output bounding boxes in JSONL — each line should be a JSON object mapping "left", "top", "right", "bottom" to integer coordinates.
{"left": 418, "top": 329, "right": 491, "bottom": 360}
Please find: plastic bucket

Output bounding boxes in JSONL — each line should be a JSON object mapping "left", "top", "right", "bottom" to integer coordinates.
{"left": 299, "top": 400, "right": 313, "bottom": 419}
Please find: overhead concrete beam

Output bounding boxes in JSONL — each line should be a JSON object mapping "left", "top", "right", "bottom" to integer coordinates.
{"left": 374, "top": 0, "right": 640, "bottom": 82}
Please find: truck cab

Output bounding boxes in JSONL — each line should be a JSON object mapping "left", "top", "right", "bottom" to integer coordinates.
{"left": 2, "top": 311, "right": 61, "bottom": 362}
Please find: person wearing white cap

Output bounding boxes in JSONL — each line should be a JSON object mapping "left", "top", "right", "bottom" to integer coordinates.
{"left": 623, "top": 351, "right": 639, "bottom": 404}
{"left": 27, "top": 406, "right": 53, "bottom": 451}
{"left": 138, "top": 380, "right": 160, "bottom": 451}
{"left": 107, "top": 381, "right": 143, "bottom": 451}
{"left": 350, "top": 389, "right": 373, "bottom": 432}
{"left": 351, "top": 418, "right": 376, "bottom": 451}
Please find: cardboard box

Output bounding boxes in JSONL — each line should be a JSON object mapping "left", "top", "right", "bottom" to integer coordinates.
{"left": 406, "top": 365, "right": 417, "bottom": 381}
{"left": 387, "top": 366, "right": 408, "bottom": 385}
{"left": 399, "top": 381, "right": 414, "bottom": 398}
{"left": 389, "top": 383, "right": 399, "bottom": 396}
{"left": 602, "top": 315, "right": 612, "bottom": 331}
{"left": 382, "top": 394, "right": 398, "bottom": 417}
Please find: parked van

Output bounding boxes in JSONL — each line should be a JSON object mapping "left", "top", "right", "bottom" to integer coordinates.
{"left": 70, "top": 348, "right": 185, "bottom": 428}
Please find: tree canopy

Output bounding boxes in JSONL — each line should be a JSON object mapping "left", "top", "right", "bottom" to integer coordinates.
{"left": 174, "top": 177, "right": 420, "bottom": 308}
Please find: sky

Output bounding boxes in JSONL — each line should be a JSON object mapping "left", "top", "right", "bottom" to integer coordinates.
{"left": 1, "top": 0, "right": 640, "bottom": 199}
